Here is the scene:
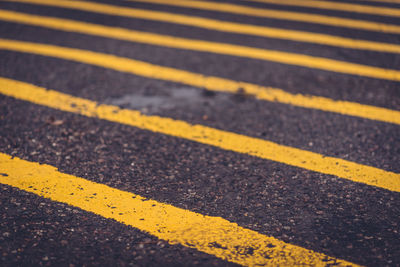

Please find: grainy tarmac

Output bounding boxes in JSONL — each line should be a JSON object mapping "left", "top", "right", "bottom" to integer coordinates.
{"left": 0, "top": 0, "right": 399, "bottom": 266}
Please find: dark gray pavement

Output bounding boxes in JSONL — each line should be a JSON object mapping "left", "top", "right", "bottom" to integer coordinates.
{"left": 0, "top": 0, "right": 399, "bottom": 266}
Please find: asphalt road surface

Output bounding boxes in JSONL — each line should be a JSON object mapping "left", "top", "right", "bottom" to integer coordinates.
{"left": 0, "top": 0, "right": 400, "bottom": 266}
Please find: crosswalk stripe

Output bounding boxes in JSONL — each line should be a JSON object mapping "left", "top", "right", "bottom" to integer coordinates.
{"left": 246, "top": 0, "right": 400, "bottom": 18}
{"left": 0, "top": 153, "right": 358, "bottom": 266}
{"left": 2, "top": 9, "right": 400, "bottom": 56}
{"left": 1, "top": 77, "right": 399, "bottom": 193}
{"left": 0, "top": 38, "right": 399, "bottom": 126}
{"left": 126, "top": 0, "right": 400, "bottom": 34}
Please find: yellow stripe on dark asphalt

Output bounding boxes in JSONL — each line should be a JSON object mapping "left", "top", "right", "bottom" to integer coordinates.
{"left": 247, "top": 0, "right": 400, "bottom": 18}
{"left": 1, "top": 78, "right": 399, "bottom": 193}
{"left": 0, "top": 153, "right": 358, "bottom": 266}
{"left": 356, "top": 0, "right": 400, "bottom": 4}
{"left": 127, "top": 0, "right": 400, "bottom": 34}
{"left": 2, "top": 10, "right": 400, "bottom": 55}
{"left": 8, "top": 0, "right": 400, "bottom": 35}
{"left": 0, "top": 39, "right": 399, "bottom": 126}
{"left": 2, "top": 12, "right": 400, "bottom": 82}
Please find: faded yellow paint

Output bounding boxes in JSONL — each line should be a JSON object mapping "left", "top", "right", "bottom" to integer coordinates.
{"left": 2, "top": 8, "right": 400, "bottom": 55}
{"left": 1, "top": 13, "right": 400, "bottom": 81}
{"left": 127, "top": 0, "right": 400, "bottom": 34}
{"left": 1, "top": 77, "right": 399, "bottom": 193}
{"left": 0, "top": 153, "right": 358, "bottom": 266}
{"left": 247, "top": 0, "right": 400, "bottom": 18}
{"left": 8, "top": 0, "right": 400, "bottom": 35}
{"left": 0, "top": 38, "right": 399, "bottom": 125}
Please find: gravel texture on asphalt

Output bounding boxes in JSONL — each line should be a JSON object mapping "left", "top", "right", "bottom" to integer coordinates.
{"left": 1, "top": 0, "right": 399, "bottom": 266}
{"left": 1, "top": 95, "right": 399, "bottom": 266}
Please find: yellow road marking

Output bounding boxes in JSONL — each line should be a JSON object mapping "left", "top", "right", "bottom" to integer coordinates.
{"left": 1, "top": 78, "right": 399, "bottom": 193}
{"left": 247, "top": 0, "right": 400, "bottom": 18}
{"left": 127, "top": 0, "right": 400, "bottom": 34}
{"left": 8, "top": 0, "right": 400, "bottom": 35}
{"left": 355, "top": 0, "right": 400, "bottom": 3}
{"left": 0, "top": 153, "right": 358, "bottom": 266}
{"left": 0, "top": 39, "right": 399, "bottom": 126}
{"left": 2, "top": 10, "right": 400, "bottom": 56}
{"left": 1, "top": 13, "right": 400, "bottom": 81}
{"left": 355, "top": 0, "right": 400, "bottom": 4}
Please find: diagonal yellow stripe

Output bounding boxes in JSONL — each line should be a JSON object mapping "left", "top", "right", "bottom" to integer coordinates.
{"left": 8, "top": 0, "right": 400, "bottom": 35}
{"left": 0, "top": 38, "right": 399, "bottom": 126}
{"left": 247, "top": 0, "right": 400, "bottom": 18}
{"left": 2, "top": 6, "right": 400, "bottom": 54}
{"left": 1, "top": 12, "right": 399, "bottom": 81}
{"left": 355, "top": 0, "right": 400, "bottom": 4}
{"left": 0, "top": 5, "right": 400, "bottom": 56}
{"left": 1, "top": 77, "right": 399, "bottom": 193}
{"left": 127, "top": 0, "right": 400, "bottom": 34}
{"left": 0, "top": 153, "right": 359, "bottom": 266}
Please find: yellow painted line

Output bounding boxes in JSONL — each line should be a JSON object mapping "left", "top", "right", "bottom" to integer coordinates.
{"left": 0, "top": 153, "right": 358, "bottom": 266}
{"left": 2, "top": 10, "right": 400, "bottom": 56}
{"left": 354, "top": 0, "right": 400, "bottom": 4}
{"left": 1, "top": 13, "right": 400, "bottom": 81}
{"left": 4, "top": 37, "right": 400, "bottom": 125}
{"left": 0, "top": 39, "right": 399, "bottom": 126}
{"left": 1, "top": 78, "right": 399, "bottom": 193}
{"left": 8, "top": 0, "right": 400, "bottom": 35}
{"left": 127, "top": 0, "right": 400, "bottom": 34}
{"left": 355, "top": 0, "right": 400, "bottom": 4}
{"left": 247, "top": 0, "right": 400, "bottom": 18}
